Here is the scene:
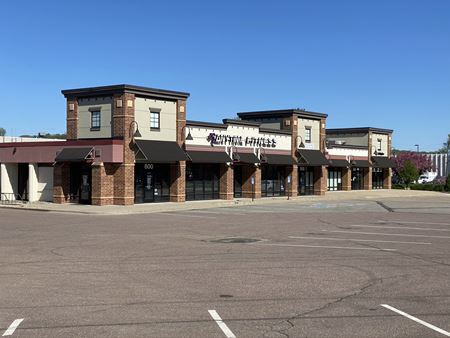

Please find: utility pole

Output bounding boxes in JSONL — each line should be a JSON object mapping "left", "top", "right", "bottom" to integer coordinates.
{"left": 414, "top": 144, "right": 419, "bottom": 153}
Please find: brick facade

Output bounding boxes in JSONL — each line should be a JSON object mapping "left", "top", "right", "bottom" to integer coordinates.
{"left": 314, "top": 166, "right": 327, "bottom": 195}
{"left": 53, "top": 163, "right": 70, "bottom": 203}
{"left": 363, "top": 167, "right": 372, "bottom": 190}
{"left": 242, "top": 165, "right": 261, "bottom": 199}
{"left": 285, "top": 164, "right": 298, "bottom": 197}
{"left": 342, "top": 167, "right": 352, "bottom": 191}
{"left": 219, "top": 164, "right": 234, "bottom": 200}
{"left": 383, "top": 168, "right": 392, "bottom": 189}
{"left": 91, "top": 162, "right": 114, "bottom": 206}
{"left": 170, "top": 162, "right": 186, "bottom": 202}
{"left": 66, "top": 99, "right": 78, "bottom": 140}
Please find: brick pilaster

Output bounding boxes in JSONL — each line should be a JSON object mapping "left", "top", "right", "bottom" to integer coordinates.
{"left": 53, "top": 163, "right": 70, "bottom": 203}
{"left": 219, "top": 164, "right": 234, "bottom": 200}
{"left": 112, "top": 93, "right": 135, "bottom": 205}
{"left": 320, "top": 117, "right": 326, "bottom": 152}
{"left": 364, "top": 167, "right": 373, "bottom": 190}
{"left": 314, "top": 165, "right": 327, "bottom": 195}
{"left": 92, "top": 162, "right": 114, "bottom": 206}
{"left": 285, "top": 165, "right": 298, "bottom": 197}
{"left": 170, "top": 162, "right": 186, "bottom": 202}
{"left": 383, "top": 168, "right": 392, "bottom": 189}
{"left": 242, "top": 165, "right": 261, "bottom": 199}
{"left": 66, "top": 99, "right": 78, "bottom": 140}
{"left": 342, "top": 167, "right": 352, "bottom": 191}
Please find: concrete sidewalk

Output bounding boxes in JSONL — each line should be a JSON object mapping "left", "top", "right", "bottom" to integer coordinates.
{"left": 1, "top": 190, "right": 448, "bottom": 215}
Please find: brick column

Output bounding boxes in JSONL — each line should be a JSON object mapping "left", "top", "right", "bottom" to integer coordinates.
{"left": 364, "top": 167, "right": 372, "bottom": 190}
{"left": 342, "top": 167, "right": 352, "bottom": 191}
{"left": 91, "top": 162, "right": 114, "bottom": 206}
{"left": 285, "top": 165, "right": 298, "bottom": 197}
{"left": 66, "top": 99, "right": 78, "bottom": 140}
{"left": 383, "top": 168, "right": 392, "bottom": 189}
{"left": 53, "top": 163, "right": 70, "bottom": 203}
{"left": 169, "top": 99, "right": 187, "bottom": 202}
{"left": 219, "top": 164, "right": 234, "bottom": 200}
{"left": 242, "top": 165, "right": 261, "bottom": 199}
{"left": 170, "top": 162, "right": 186, "bottom": 202}
{"left": 112, "top": 93, "right": 135, "bottom": 205}
{"left": 313, "top": 165, "right": 327, "bottom": 195}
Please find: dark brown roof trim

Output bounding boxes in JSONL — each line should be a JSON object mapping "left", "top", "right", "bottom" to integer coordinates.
{"left": 326, "top": 144, "right": 369, "bottom": 150}
{"left": 259, "top": 128, "right": 292, "bottom": 135}
{"left": 326, "top": 127, "right": 393, "bottom": 134}
{"left": 62, "top": 84, "right": 190, "bottom": 100}
{"left": 237, "top": 109, "right": 328, "bottom": 119}
{"left": 186, "top": 120, "right": 228, "bottom": 129}
{"left": 222, "top": 119, "right": 261, "bottom": 127}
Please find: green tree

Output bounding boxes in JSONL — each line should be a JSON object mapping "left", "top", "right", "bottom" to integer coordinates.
{"left": 0, "top": 127, "right": 6, "bottom": 136}
{"left": 437, "top": 134, "right": 450, "bottom": 153}
{"left": 398, "top": 160, "right": 419, "bottom": 188}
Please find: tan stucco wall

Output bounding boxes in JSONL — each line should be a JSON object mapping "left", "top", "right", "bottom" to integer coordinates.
{"left": 298, "top": 118, "right": 320, "bottom": 150}
{"left": 77, "top": 97, "right": 113, "bottom": 139}
{"left": 371, "top": 133, "right": 389, "bottom": 155}
{"left": 134, "top": 97, "right": 177, "bottom": 142}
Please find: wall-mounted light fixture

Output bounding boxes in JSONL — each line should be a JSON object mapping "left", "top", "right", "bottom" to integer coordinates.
{"left": 129, "top": 121, "right": 141, "bottom": 143}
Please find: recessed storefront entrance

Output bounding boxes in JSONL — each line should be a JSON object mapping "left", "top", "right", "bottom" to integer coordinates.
{"left": 261, "top": 165, "right": 285, "bottom": 197}
{"left": 186, "top": 163, "right": 220, "bottom": 201}
{"left": 69, "top": 163, "right": 92, "bottom": 204}
{"left": 135, "top": 164, "right": 170, "bottom": 203}
{"left": 351, "top": 167, "right": 364, "bottom": 190}
{"left": 233, "top": 165, "right": 243, "bottom": 198}
{"left": 298, "top": 167, "right": 314, "bottom": 195}
{"left": 17, "top": 163, "right": 29, "bottom": 201}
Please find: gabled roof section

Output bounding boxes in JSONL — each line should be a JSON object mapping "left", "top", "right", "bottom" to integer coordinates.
{"left": 62, "top": 84, "right": 190, "bottom": 100}
{"left": 237, "top": 109, "right": 327, "bottom": 120}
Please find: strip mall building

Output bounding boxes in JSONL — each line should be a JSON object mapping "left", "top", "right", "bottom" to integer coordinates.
{"left": 0, "top": 84, "right": 395, "bottom": 205}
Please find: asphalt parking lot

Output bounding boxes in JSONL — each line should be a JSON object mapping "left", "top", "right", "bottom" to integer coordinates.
{"left": 1, "top": 194, "right": 450, "bottom": 337}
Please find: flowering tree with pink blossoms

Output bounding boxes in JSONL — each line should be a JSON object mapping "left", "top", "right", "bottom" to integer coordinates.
{"left": 393, "top": 152, "right": 433, "bottom": 175}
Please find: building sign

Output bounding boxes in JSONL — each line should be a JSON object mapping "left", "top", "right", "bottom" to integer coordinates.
{"left": 207, "top": 133, "right": 277, "bottom": 148}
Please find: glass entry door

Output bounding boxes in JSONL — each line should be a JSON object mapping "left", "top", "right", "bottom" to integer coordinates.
{"left": 351, "top": 167, "right": 364, "bottom": 190}
{"left": 298, "top": 167, "right": 314, "bottom": 195}
{"left": 372, "top": 168, "right": 384, "bottom": 189}
{"left": 135, "top": 164, "right": 170, "bottom": 203}
{"left": 69, "top": 164, "right": 91, "bottom": 204}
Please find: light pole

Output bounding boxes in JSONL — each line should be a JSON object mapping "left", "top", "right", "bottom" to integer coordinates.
{"left": 414, "top": 144, "right": 420, "bottom": 153}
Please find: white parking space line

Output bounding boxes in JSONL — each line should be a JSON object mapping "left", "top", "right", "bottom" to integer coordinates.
{"left": 378, "top": 220, "right": 450, "bottom": 226}
{"left": 381, "top": 304, "right": 450, "bottom": 337}
{"left": 322, "top": 230, "right": 450, "bottom": 239}
{"left": 257, "top": 243, "right": 396, "bottom": 251}
{"left": 2, "top": 319, "right": 24, "bottom": 336}
{"left": 208, "top": 310, "right": 236, "bottom": 338}
{"left": 288, "top": 236, "right": 431, "bottom": 245}
{"left": 346, "top": 224, "right": 450, "bottom": 232}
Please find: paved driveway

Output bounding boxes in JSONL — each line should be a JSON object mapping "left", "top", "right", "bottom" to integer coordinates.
{"left": 1, "top": 194, "right": 450, "bottom": 337}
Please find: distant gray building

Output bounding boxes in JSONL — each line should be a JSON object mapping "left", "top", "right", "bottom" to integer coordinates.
{"left": 426, "top": 153, "right": 449, "bottom": 177}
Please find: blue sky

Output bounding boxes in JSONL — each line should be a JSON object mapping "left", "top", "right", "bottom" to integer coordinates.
{"left": 0, "top": 0, "right": 449, "bottom": 151}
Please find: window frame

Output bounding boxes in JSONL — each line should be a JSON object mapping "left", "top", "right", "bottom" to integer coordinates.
{"left": 305, "top": 127, "right": 312, "bottom": 143}
{"left": 150, "top": 110, "right": 160, "bottom": 130}
{"left": 90, "top": 110, "right": 101, "bottom": 131}
{"left": 377, "top": 138, "right": 382, "bottom": 151}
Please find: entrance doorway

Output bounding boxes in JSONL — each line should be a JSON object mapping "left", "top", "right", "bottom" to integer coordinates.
{"left": 135, "top": 164, "right": 170, "bottom": 203}
{"left": 70, "top": 163, "right": 92, "bottom": 204}
{"left": 186, "top": 163, "right": 220, "bottom": 201}
{"left": 233, "top": 165, "right": 243, "bottom": 198}
{"left": 298, "top": 167, "right": 314, "bottom": 195}
{"left": 372, "top": 168, "right": 383, "bottom": 189}
{"left": 17, "top": 163, "right": 29, "bottom": 201}
{"left": 351, "top": 167, "right": 364, "bottom": 190}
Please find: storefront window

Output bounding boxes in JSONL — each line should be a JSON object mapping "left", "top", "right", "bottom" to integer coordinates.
{"left": 328, "top": 168, "right": 342, "bottom": 191}
{"left": 186, "top": 164, "right": 220, "bottom": 200}
{"left": 135, "top": 164, "right": 170, "bottom": 203}
{"left": 261, "top": 165, "right": 285, "bottom": 197}
{"left": 298, "top": 167, "right": 314, "bottom": 195}
{"left": 351, "top": 167, "right": 364, "bottom": 190}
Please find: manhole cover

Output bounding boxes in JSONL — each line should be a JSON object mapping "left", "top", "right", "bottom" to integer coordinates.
{"left": 210, "top": 237, "right": 261, "bottom": 244}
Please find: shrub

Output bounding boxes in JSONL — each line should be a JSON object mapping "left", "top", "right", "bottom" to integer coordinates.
{"left": 397, "top": 160, "right": 419, "bottom": 188}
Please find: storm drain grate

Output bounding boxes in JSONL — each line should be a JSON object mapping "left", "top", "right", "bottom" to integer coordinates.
{"left": 210, "top": 237, "right": 261, "bottom": 244}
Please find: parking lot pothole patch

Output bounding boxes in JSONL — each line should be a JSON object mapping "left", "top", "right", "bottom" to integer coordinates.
{"left": 220, "top": 294, "right": 233, "bottom": 298}
{"left": 209, "top": 237, "right": 262, "bottom": 244}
